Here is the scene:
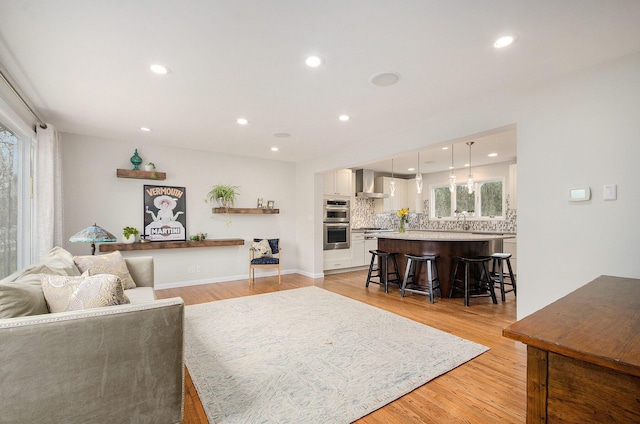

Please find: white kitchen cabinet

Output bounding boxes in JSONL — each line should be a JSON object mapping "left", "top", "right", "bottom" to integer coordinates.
{"left": 364, "top": 238, "right": 378, "bottom": 260}
{"left": 323, "top": 248, "right": 352, "bottom": 270}
{"left": 374, "top": 177, "right": 407, "bottom": 213}
{"left": 323, "top": 169, "right": 353, "bottom": 197}
{"left": 350, "top": 233, "right": 365, "bottom": 267}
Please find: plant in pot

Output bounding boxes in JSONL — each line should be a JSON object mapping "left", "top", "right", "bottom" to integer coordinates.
{"left": 144, "top": 162, "right": 158, "bottom": 178}
{"left": 206, "top": 185, "right": 240, "bottom": 209}
{"left": 123, "top": 226, "right": 139, "bottom": 244}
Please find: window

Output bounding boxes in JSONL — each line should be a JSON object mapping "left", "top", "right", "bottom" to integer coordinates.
{"left": 0, "top": 123, "right": 19, "bottom": 277}
{"left": 431, "top": 178, "right": 504, "bottom": 219}
{"left": 0, "top": 113, "right": 32, "bottom": 279}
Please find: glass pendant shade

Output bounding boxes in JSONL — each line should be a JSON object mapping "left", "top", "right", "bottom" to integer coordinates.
{"left": 466, "top": 141, "right": 475, "bottom": 194}
{"left": 449, "top": 174, "right": 456, "bottom": 192}
{"left": 415, "top": 173, "right": 422, "bottom": 194}
{"left": 390, "top": 158, "right": 396, "bottom": 196}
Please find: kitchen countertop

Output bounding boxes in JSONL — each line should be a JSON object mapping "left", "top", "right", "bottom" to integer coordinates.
{"left": 369, "top": 230, "right": 516, "bottom": 241}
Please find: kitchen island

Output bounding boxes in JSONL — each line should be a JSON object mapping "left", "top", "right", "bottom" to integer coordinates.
{"left": 371, "top": 231, "right": 516, "bottom": 297}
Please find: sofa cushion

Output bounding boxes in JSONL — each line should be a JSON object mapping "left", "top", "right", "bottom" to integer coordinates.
{"left": 41, "top": 273, "right": 130, "bottom": 313}
{"left": 124, "top": 286, "right": 157, "bottom": 303}
{"left": 74, "top": 251, "right": 136, "bottom": 289}
{"left": 0, "top": 246, "right": 81, "bottom": 318}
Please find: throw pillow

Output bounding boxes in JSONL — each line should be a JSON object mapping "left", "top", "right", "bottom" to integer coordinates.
{"left": 74, "top": 251, "right": 136, "bottom": 289}
{"left": 41, "top": 273, "right": 130, "bottom": 313}
{"left": 0, "top": 246, "right": 81, "bottom": 318}
{"left": 251, "top": 239, "right": 272, "bottom": 258}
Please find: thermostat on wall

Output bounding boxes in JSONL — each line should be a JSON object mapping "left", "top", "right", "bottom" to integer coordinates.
{"left": 569, "top": 187, "right": 591, "bottom": 202}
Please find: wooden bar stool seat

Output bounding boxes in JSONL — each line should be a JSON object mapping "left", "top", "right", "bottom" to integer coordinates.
{"left": 400, "top": 254, "right": 441, "bottom": 303}
{"left": 449, "top": 256, "right": 497, "bottom": 306}
{"left": 490, "top": 253, "right": 517, "bottom": 302}
{"left": 365, "top": 250, "right": 401, "bottom": 293}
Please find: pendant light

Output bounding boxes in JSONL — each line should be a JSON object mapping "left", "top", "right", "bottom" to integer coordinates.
{"left": 390, "top": 158, "right": 396, "bottom": 197}
{"left": 466, "top": 141, "right": 475, "bottom": 194}
{"left": 415, "top": 152, "right": 423, "bottom": 194}
{"left": 448, "top": 144, "right": 456, "bottom": 192}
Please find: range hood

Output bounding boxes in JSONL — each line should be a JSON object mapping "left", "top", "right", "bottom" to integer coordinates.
{"left": 355, "top": 169, "right": 388, "bottom": 199}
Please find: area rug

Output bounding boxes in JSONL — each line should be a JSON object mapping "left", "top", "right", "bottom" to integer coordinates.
{"left": 184, "top": 286, "right": 488, "bottom": 423}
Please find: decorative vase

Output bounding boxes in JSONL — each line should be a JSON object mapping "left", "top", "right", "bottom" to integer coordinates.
{"left": 130, "top": 149, "right": 142, "bottom": 170}
{"left": 144, "top": 164, "right": 154, "bottom": 172}
{"left": 123, "top": 234, "right": 136, "bottom": 244}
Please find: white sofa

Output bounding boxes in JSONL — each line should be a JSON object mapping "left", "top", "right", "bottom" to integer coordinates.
{"left": 0, "top": 247, "right": 184, "bottom": 424}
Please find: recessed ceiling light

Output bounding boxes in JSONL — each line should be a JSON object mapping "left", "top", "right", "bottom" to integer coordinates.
{"left": 494, "top": 35, "right": 515, "bottom": 49}
{"left": 488, "top": 153, "right": 498, "bottom": 157}
{"left": 464, "top": 163, "right": 470, "bottom": 167}
{"left": 140, "top": 127, "right": 151, "bottom": 132}
{"left": 442, "top": 146, "right": 449, "bottom": 150}
{"left": 305, "top": 56, "right": 323, "bottom": 67}
{"left": 449, "top": 166, "right": 454, "bottom": 170}
{"left": 370, "top": 72, "right": 400, "bottom": 86}
{"left": 273, "top": 132, "right": 290, "bottom": 138}
{"left": 150, "top": 64, "right": 168, "bottom": 74}
{"left": 271, "top": 147, "right": 279, "bottom": 152}
{"left": 408, "top": 167, "right": 415, "bottom": 172}
{"left": 338, "top": 115, "right": 350, "bottom": 121}
{"left": 237, "top": 118, "right": 248, "bottom": 125}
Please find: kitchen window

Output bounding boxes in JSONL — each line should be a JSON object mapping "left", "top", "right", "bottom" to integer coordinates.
{"left": 431, "top": 178, "right": 504, "bottom": 219}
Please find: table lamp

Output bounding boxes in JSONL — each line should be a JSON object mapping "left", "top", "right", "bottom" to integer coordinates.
{"left": 69, "top": 223, "right": 117, "bottom": 255}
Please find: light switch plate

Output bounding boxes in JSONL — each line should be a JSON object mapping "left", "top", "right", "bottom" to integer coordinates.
{"left": 603, "top": 184, "right": 617, "bottom": 201}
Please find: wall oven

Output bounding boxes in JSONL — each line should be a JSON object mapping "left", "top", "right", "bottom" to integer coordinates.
{"left": 323, "top": 199, "right": 350, "bottom": 250}
{"left": 323, "top": 199, "right": 350, "bottom": 223}
{"left": 323, "top": 223, "right": 350, "bottom": 250}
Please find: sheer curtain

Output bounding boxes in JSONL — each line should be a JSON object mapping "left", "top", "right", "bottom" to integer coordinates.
{"left": 34, "top": 124, "right": 63, "bottom": 261}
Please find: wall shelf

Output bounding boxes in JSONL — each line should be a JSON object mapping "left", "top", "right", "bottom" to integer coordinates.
{"left": 212, "top": 207, "right": 279, "bottom": 214}
{"left": 99, "top": 238, "right": 244, "bottom": 252}
{"left": 116, "top": 169, "right": 167, "bottom": 180}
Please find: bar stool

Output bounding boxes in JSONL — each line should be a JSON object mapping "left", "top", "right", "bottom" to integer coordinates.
{"left": 490, "top": 253, "right": 517, "bottom": 302}
{"left": 400, "top": 254, "right": 441, "bottom": 303}
{"left": 449, "top": 256, "right": 497, "bottom": 306}
{"left": 365, "top": 250, "right": 401, "bottom": 293}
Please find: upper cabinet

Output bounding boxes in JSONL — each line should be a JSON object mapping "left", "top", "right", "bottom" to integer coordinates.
{"left": 374, "top": 177, "right": 407, "bottom": 213}
{"left": 323, "top": 169, "right": 353, "bottom": 197}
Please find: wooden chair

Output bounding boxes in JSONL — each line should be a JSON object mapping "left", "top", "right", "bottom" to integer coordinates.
{"left": 249, "top": 238, "right": 281, "bottom": 285}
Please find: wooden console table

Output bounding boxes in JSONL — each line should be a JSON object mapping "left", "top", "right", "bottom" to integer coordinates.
{"left": 503, "top": 275, "right": 640, "bottom": 423}
{"left": 99, "top": 239, "right": 244, "bottom": 252}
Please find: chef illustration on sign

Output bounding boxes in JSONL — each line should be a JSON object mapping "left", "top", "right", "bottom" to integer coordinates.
{"left": 145, "top": 195, "right": 185, "bottom": 240}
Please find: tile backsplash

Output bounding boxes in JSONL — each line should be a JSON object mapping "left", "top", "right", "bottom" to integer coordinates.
{"left": 351, "top": 196, "right": 517, "bottom": 234}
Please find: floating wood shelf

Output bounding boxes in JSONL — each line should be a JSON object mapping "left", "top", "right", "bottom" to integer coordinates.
{"left": 116, "top": 169, "right": 167, "bottom": 180}
{"left": 212, "top": 207, "right": 279, "bottom": 214}
{"left": 99, "top": 239, "right": 244, "bottom": 252}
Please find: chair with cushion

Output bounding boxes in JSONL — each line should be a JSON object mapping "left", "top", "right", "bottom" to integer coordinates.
{"left": 249, "top": 238, "right": 281, "bottom": 285}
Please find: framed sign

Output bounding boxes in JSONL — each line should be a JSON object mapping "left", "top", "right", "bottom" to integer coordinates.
{"left": 143, "top": 185, "right": 187, "bottom": 241}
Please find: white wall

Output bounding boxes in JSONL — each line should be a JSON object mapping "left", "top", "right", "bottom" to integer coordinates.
{"left": 295, "top": 52, "right": 640, "bottom": 320}
{"left": 61, "top": 133, "right": 296, "bottom": 288}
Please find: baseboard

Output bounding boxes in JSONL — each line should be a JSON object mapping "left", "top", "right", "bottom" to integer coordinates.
{"left": 156, "top": 269, "right": 298, "bottom": 290}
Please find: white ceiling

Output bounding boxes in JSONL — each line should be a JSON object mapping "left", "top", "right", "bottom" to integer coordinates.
{"left": 1, "top": 1, "right": 640, "bottom": 169}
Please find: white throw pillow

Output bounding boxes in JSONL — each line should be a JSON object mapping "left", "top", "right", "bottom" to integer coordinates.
{"left": 74, "top": 251, "right": 136, "bottom": 289}
{"left": 41, "top": 273, "right": 130, "bottom": 313}
{"left": 251, "top": 239, "right": 272, "bottom": 258}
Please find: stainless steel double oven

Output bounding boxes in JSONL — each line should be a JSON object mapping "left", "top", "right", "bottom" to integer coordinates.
{"left": 323, "top": 199, "right": 350, "bottom": 250}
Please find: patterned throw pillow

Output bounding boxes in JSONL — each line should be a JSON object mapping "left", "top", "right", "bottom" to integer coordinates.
{"left": 251, "top": 239, "right": 272, "bottom": 258}
{"left": 41, "top": 273, "right": 130, "bottom": 313}
{"left": 73, "top": 251, "right": 136, "bottom": 289}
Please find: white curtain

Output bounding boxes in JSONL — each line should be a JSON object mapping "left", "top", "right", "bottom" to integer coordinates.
{"left": 34, "top": 124, "right": 63, "bottom": 260}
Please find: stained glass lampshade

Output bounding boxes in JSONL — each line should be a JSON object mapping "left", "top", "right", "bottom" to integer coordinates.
{"left": 69, "top": 223, "right": 117, "bottom": 255}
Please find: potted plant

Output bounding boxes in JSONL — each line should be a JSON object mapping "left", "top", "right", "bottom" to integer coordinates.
{"left": 143, "top": 162, "right": 156, "bottom": 172}
{"left": 123, "top": 226, "right": 139, "bottom": 243}
{"left": 206, "top": 185, "right": 240, "bottom": 209}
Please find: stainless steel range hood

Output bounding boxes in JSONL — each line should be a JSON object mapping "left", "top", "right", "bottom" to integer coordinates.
{"left": 355, "top": 169, "right": 388, "bottom": 199}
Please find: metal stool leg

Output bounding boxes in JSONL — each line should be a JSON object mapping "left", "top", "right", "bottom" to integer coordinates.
{"left": 400, "top": 257, "right": 413, "bottom": 297}
{"left": 365, "top": 252, "right": 376, "bottom": 288}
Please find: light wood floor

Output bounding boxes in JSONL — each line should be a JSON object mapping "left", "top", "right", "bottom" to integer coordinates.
{"left": 157, "top": 270, "right": 527, "bottom": 423}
